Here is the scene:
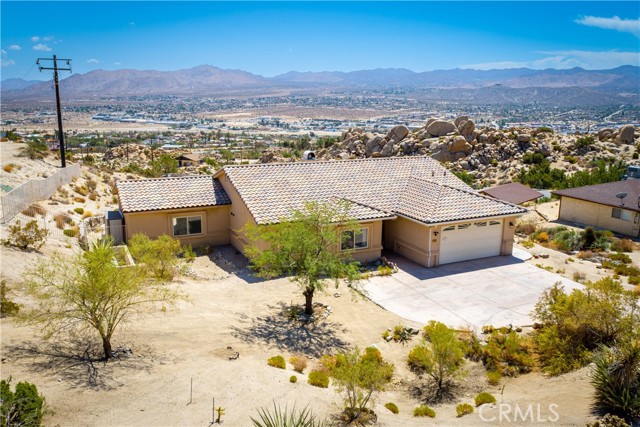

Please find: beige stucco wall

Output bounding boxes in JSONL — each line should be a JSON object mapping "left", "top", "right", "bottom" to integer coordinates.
{"left": 558, "top": 197, "right": 640, "bottom": 237}
{"left": 217, "top": 172, "right": 258, "bottom": 253}
{"left": 124, "top": 205, "right": 230, "bottom": 247}
{"left": 347, "top": 220, "right": 383, "bottom": 264}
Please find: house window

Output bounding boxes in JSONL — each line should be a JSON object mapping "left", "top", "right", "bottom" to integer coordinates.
{"left": 172, "top": 216, "right": 202, "bottom": 236}
{"left": 341, "top": 228, "right": 369, "bottom": 251}
{"left": 612, "top": 208, "right": 633, "bottom": 222}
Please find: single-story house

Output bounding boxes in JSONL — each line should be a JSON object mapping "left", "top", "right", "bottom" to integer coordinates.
{"left": 174, "top": 153, "right": 201, "bottom": 167}
{"left": 116, "top": 156, "right": 527, "bottom": 267}
{"left": 552, "top": 180, "right": 640, "bottom": 237}
{"left": 479, "top": 183, "right": 543, "bottom": 205}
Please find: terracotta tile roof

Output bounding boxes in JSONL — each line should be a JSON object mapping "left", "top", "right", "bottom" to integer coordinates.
{"left": 479, "top": 182, "right": 543, "bottom": 205}
{"left": 219, "top": 156, "right": 526, "bottom": 225}
{"left": 552, "top": 180, "right": 640, "bottom": 212}
{"left": 396, "top": 177, "right": 526, "bottom": 223}
{"left": 117, "top": 175, "right": 231, "bottom": 213}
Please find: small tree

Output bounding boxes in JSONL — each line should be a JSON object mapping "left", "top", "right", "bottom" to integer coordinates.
{"left": 408, "top": 321, "right": 466, "bottom": 401}
{"left": 1, "top": 378, "right": 45, "bottom": 427}
{"left": 244, "top": 200, "right": 362, "bottom": 315}
{"left": 2, "top": 220, "right": 48, "bottom": 251}
{"left": 25, "top": 240, "right": 180, "bottom": 360}
{"left": 331, "top": 347, "right": 394, "bottom": 424}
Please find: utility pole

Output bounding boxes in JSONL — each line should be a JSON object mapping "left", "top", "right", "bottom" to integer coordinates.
{"left": 37, "top": 55, "right": 72, "bottom": 168}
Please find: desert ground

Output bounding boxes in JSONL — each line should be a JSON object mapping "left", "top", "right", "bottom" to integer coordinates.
{"left": 0, "top": 140, "right": 617, "bottom": 426}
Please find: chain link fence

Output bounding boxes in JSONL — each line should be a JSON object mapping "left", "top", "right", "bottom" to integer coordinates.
{"left": 0, "top": 164, "right": 81, "bottom": 224}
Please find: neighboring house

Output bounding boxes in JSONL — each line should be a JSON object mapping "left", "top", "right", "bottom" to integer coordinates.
{"left": 479, "top": 183, "right": 543, "bottom": 205}
{"left": 552, "top": 180, "right": 640, "bottom": 237}
{"left": 116, "top": 157, "right": 527, "bottom": 267}
{"left": 175, "top": 153, "right": 201, "bottom": 167}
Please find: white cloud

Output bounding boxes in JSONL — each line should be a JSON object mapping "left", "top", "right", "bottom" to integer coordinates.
{"left": 43, "top": 36, "right": 54, "bottom": 41}
{"left": 8, "top": 45, "right": 21, "bottom": 51}
{"left": 31, "top": 36, "right": 40, "bottom": 42}
{"left": 1, "top": 49, "right": 6, "bottom": 55}
{"left": 87, "top": 58, "right": 100, "bottom": 64}
{"left": 462, "top": 50, "right": 640, "bottom": 70}
{"left": 33, "top": 43, "right": 52, "bottom": 52}
{"left": 576, "top": 15, "right": 640, "bottom": 38}
{"left": 114, "top": 62, "right": 122, "bottom": 66}
{"left": 1, "top": 59, "right": 16, "bottom": 67}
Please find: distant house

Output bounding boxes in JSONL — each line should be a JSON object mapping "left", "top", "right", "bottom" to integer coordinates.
{"left": 174, "top": 153, "right": 201, "bottom": 167}
{"left": 116, "top": 157, "right": 527, "bottom": 267}
{"left": 479, "top": 183, "right": 543, "bottom": 205}
{"left": 552, "top": 180, "right": 640, "bottom": 237}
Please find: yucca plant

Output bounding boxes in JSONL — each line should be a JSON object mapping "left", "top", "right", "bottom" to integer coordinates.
{"left": 591, "top": 342, "right": 640, "bottom": 423}
{"left": 250, "top": 403, "right": 333, "bottom": 427}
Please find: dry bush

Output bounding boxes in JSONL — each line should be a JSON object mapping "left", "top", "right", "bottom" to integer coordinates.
{"left": 3, "top": 164, "right": 15, "bottom": 173}
{"left": 611, "top": 238, "right": 635, "bottom": 253}
{"left": 21, "top": 205, "right": 46, "bottom": 217}
{"left": 515, "top": 220, "right": 537, "bottom": 236}
{"left": 577, "top": 250, "right": 594, "bottom": 259}
{"left": 85, "top": 179, "right": 98, "bottom": 192}
{"left": 54, "top": 213, "right": 72, "bottom": 229}
{"left": 82, "top": 210, "right": 93, "bottom": 219}
{"left": 74, "top": 197, "right": 86, "bottom": 203}
{"left": 289, "top": 355, "right": 309, "bottom": 373}
{"left": 88, "top": 192, "right": 98, "bottom": 201}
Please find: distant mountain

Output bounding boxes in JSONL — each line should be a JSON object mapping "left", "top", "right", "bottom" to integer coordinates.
{"left": 0, "top": 78, "right": 42, "bottom": 91}
{"left": 2, "top": 64, "right": 638, "bottom": 105}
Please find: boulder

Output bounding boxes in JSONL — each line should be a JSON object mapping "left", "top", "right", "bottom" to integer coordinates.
{"left": 338, "top": 152, "right": 350, "bottom": 160}
{"left": 380, "top": 142, "right": 395, "bottom": 157}
{"left": 517, "top": 133, "right": 531, "bottom": 143}
{"left": 478, "top": 134, "right": 489, "bottom": 144}
{"left": 427, "top": 120, "right": 456, "bottom": 137}
{"left": 449, "top": 136, "right": 469, "bottom": 154}
{"left": 454, "top": 116, "right": 469, "bottom": 127}
{"left": 365, "top": 136, "right": 384, "bottom": 157}
{"left": 616, "top": 125, "right": 636, "bottom": 144}
{"left": 385, "top": 125, "right": 410, "bottom": 144}
{"left": 538, "top": 143, "right": 552, "bottom": 157}
{"left": 425, "top": 118, "right": 437, "bottom": 128}
{"left": 431, "top": 149, "right": 453, "bottom": 163}
{"left": 458, "top": 119, "right": 476, "bottom": 139}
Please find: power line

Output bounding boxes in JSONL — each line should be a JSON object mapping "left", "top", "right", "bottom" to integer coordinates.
{"left": 37, "top": 55, "right": 72, "bottom": 168}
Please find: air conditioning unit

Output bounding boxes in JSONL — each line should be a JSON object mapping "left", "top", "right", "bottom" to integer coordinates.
{"left": 302, "top": 150, "right": 316, "bottom": 161}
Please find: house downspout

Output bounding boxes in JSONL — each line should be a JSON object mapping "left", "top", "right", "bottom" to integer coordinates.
{"left": 427, "top": 227, "right": 432, "bottom": 268}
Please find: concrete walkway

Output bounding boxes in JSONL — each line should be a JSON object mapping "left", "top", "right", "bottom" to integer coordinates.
{"left": 362, "top": 252, "right": 583, "bottom": 329}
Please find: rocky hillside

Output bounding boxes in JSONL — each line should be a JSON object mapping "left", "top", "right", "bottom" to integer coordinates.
{"left": 261, "top": 118, "right": 639, "bottom": 185}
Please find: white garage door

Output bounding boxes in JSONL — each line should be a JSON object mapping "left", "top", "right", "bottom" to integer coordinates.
{"left": 439, "top": 220, "right": 503, "bottom": 265}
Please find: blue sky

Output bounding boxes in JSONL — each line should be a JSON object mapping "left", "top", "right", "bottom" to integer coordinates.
{"left": 1, "top": 1, "right": 639, "bottom": 80}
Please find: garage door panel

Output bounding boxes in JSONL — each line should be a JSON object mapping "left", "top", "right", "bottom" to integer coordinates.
{"left": 439, "top": 220, "right": 502, "bottom": 265}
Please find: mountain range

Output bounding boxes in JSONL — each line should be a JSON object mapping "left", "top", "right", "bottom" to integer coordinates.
{"left": 2, "top": 64, "right": 638, "bottom": 105}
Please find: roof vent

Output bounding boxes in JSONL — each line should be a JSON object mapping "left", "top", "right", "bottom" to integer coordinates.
{"left": 302, "top": 150, "right": 316, "bottom": 161}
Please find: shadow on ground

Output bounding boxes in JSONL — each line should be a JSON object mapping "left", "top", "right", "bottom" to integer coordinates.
{"left": 208, "top": 245, "right": 264, "bottom": 284}
{"left": 229, "top": 302, "right": 350, "bottom": 358}
{"left": 4, "top": 333, "right": 153, "bottom": 390}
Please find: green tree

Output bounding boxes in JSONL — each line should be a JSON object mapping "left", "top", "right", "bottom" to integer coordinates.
{"left": 244, "top": 201, "right": 361, "bottom": 315}
{"left": 1, "top": 378, "right": 45, "bottom": 427}
{"left": 408, "top": 321, "right": 467, "bottom": 400}
{"left": 147, "top": 154, "right": 178, "bottom": 177}
{"left": 128, "top": 234, "right": 183, "bottom": 281}
{"left": 331, "top": 347, "right": 394, "bottom": 424}
{"left": 25, "top": 240, "right": 180, "bottom": 360}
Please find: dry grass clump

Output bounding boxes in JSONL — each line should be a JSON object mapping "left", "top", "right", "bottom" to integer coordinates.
{"left": 21, "top": 205, "right": 46, "bottom": 217}
{"left": 3, "top": 164, "right": 15, "bottom": 173}
{"left": 54, "top": 213, "right": 73, "bottom": 229}
{"left": 289, "top": 355, "right": 309, "bottom": 373}
{"left": 82, "top": 210, "right": 93, "bottom": 219}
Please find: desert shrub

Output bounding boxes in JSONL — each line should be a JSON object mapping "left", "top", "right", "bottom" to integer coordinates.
{"left": 382, "top": 324, "right": 418, "bottom": 345}
{"left": 85, "top": 179, "right": 98, "bottom": 192}
{"left": 475, "top": 392, "right": 496, "bottom": 407}
{"left": 88, "top": 192, "right": 98, "bottom": 201}
{"left": 553, "top": 229, "right": 582, "bottom": 252}
{"left": 413, "top": 405, "right": 435, "bottom": 417}
{"left": 408, "top": 321, "right": 466, "bottom": 401}
{"left": 515, "top": 220, "right": 537, "bottom": 236}
{"left": 575, "top": 135, "right": 595, "bottom": 149}
{"left": 591, "top": 342, "right": 640, "bottom": 422}
{"left": 307, "top": 370, "right": 329, "bottom": 388}
{"left": 1, "top": 281, "right": 20, "bottom": 318}
{"left": 53, "top": 213, "right": 72, "bottom": 229}
{"left": 578, "top": 250, "right": 594, "bottom": 259}
{"left": 63, "top": 227, "right": 79, "bottom": 238}
{"left": 128, "top": 234, "right": 183, "bottom": 280}
{"left": 612, "top": 238, "right": 635, "bottom": 253}
{"left": 182, "top": 245, "right": 196, "bottom": 263}
{"left": 522, "top": 152, "right": 546, "bottom": 165}
{"left": 376, "top": 265, "right": 393, "bottom": 276}
{"left": 82, "top": 210, "right": 93, "bottom": 219}
{"left": 574, "top": 271, "right": 586, "bottom": 282}
{"left": 1, "top": 378, "right": 45, "bottom": 426}
{"left": 2, "top": 220, "right": 48, "bottom": 251}
{"left": 384, "top": 402, "right": 399, "bottom": 414}
{"left": 317, "top": 354, "right": 338, "bottom": 374}
{"left": 74, "top": 185, "right": 88, "bottom": 196}
{"left": 74, "top": 197, "right": 86, "bottom": 203}
{"left": 456, "top": 403, "right": 474, "bottom": 417}
{"left": 289, "top": 355, "right": 308, "bottom": 373}
{"left": 3, "top": 164, "right": 15, "bottom": 173}
{"left": 535, "top": 231, "right": 549, "bottom": 243}
{"left": 609, "top": 253, "right": 632, "bottom": 264}
{"left": 289, "top": 375, "right": 297, "bottom": 384}
{"left": 583, "top": 228, "right": 613, "bottom": 251}
{"left": 74, "top": 207, "right": 84, "bottom": 215}
{"left": 487, "top": 370, "right": 502, "bottom": 385}
{"left": 586, "top": 414, "right": 633, "bottom": 427}
{"left": 565, "top": 155, "right": 578, "bottom": 164}
{"left": 481, "top": 328, "right": 534, "bottom": 376}
{"left": 521, "top": 240, "right": 535, "bottom": 249}
{"left": 21, "top": 140, "right": 48, "bottom": 159}
{"left": 250, "top": 403, "right": 332, "bottom": 427}
{"left": 534, "top": 279, "right": 639, "bottom": 376}
{"left": 267, "top": 355, "right": 286, "bottom": 369}
{"left": 629, "top": 276, "right": 640, "bottom": 286}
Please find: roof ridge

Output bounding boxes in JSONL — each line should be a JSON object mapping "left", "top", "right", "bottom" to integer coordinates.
{"left": 117, "top": 174, "right": 214, "bottom": 183}
{"left": 221, "top": 155, "right": 431, "bottom": 171}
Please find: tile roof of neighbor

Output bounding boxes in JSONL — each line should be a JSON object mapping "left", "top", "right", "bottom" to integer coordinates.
{"left": 480, "top": 182, "right": 543, "bottom": 205}
{"left": 117, "top": 175, "right": 231, "bottom": 213}
{"left": 552, "top": 179, "right": 640, "bottom": 212}
{"left": 218, "top": 156, "right": 527, "bottom": 224}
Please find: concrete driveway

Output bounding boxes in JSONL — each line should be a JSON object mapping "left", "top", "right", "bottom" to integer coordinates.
{"left": 362, "top": 250, "right": 583, "bottom": 329}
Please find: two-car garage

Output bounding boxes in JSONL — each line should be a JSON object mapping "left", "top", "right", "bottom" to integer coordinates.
{"left": 438, "top": 220, "right": 503, "bottom": 265}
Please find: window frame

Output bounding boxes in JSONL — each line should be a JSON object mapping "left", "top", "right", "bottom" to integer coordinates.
{"left": 612, "top": 208, "right": 633, "bottom": 222}
{"left": 171, "top": 214, "right": 204, "bottom": 237}
{"left": 341, "top": 227, "right": 370, "bottom": 251}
